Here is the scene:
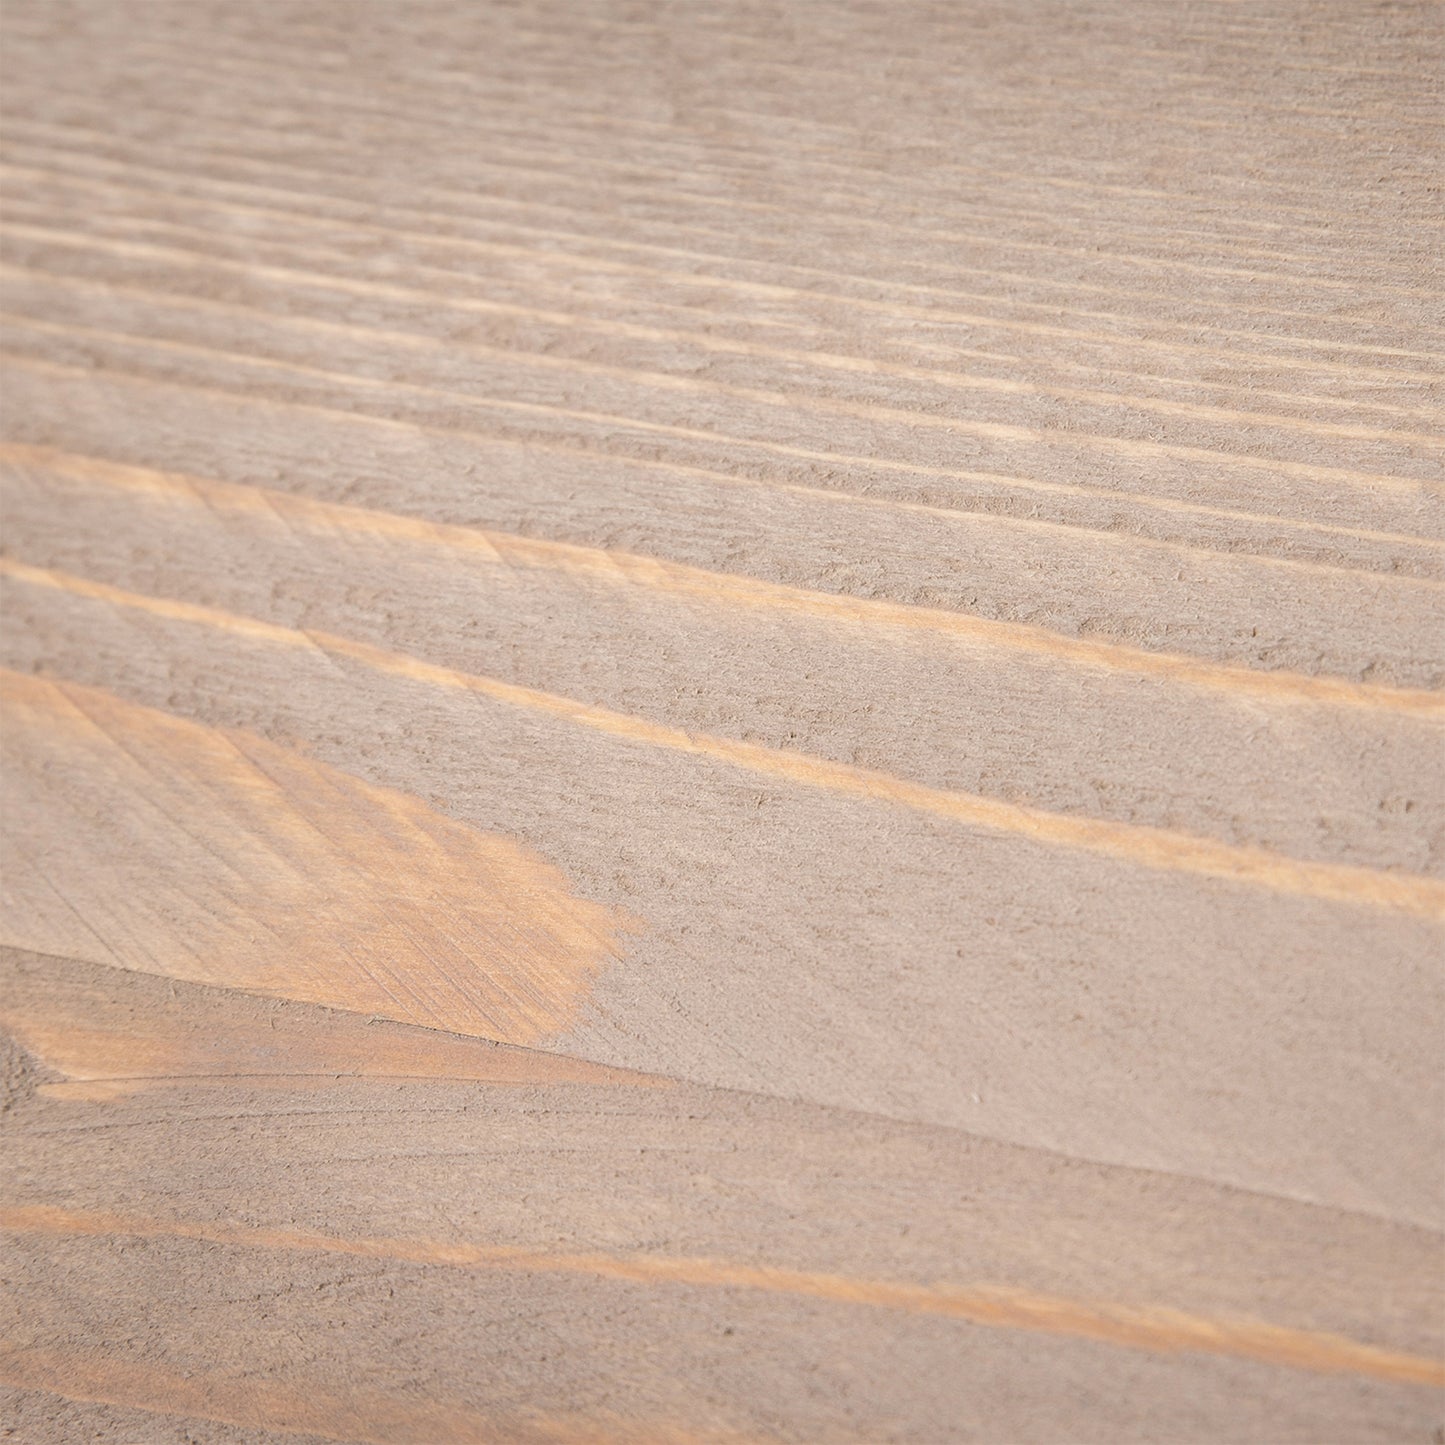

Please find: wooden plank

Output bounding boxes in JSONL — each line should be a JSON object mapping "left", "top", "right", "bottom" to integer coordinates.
{"left": 4, "top": 568, "right": 1439, "bottom": 1222}
{"left": 1, "top": 0, "right": 1441, "bottom": 1439}
{"left": 3, "top": 953, "right": 1442, "bottom": 1443}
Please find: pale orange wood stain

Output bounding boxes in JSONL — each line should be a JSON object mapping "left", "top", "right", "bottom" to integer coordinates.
{"left": 3, "top": 568, "right": 1443, "bottom": 919}
{"left": 5, "top": 442, "right": 1442, "bottom": 712}
{"left": 3, "top": 1205, "right": 1440, "bottom": 1388}
{"left": 0, "top": 999, "right": 663, "bottom": 1096}
{"left": 0, "top": 1349, "right": 751, "bottom": 1445}
{"left": 0, "top": 669, "right": 636, "bottom": 1045}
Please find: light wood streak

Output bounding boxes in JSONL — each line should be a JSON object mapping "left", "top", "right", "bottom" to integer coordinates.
{"left": 6, "top": 444, "right": 1439, "bottom": 710}
{"left": 0, "top": 968, "right": 658, "bottom": 1099}
{"left": 5, "top": 1204, "right": 1440, "bottom": 1387}
{"left": 2, "top": 223, "right": 1439, "bottom": 492}
{"left": 10, "top": 131, "right": 1441, "bottom": 387}
{"left": 3, "top": 195, "right": 1437, "bottom": 446}
{"left": 0, "top": 1352, "right": 731, "bottom": 1445}
{"left": 4, "top": 566, "right": 1442, "bottom": 919}
{"left": 9, "top": 348, "right": 1438, "bottom": 558}
{"left": 8, "top": 154, "right": 1443, "bottom": 412}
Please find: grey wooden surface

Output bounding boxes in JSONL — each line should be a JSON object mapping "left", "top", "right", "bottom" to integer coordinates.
{"left": 1, "top": 1, "right": 1441, "bottom": 1439}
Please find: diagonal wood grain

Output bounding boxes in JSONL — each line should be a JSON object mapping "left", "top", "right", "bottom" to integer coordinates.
{"left": 1, "top": 0, "right": 1442, "bottom": 1440}
{"left": 3, "top": 954, "right": 1442, "bottom": 1443}
{"left": 1, "top": 666, "right": 633, "bottom": 1042}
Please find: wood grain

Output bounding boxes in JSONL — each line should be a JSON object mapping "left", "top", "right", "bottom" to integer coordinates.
{"left": 1, "top": 666, "right": 632, "bottom": 1042}
{"left": 4, "top": 953, "right": 1443, "bottom": 1443}
{"left": 1, "top": 0, "right": 1442, "bottom": 1440}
